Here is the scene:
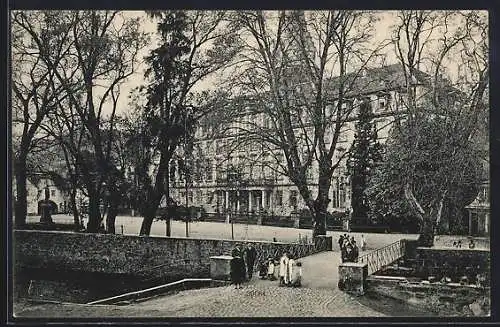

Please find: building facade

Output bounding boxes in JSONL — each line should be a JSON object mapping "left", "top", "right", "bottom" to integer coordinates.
{"left": 13, "top": 173, "right": 71, "bottom": 215}
{"left": 466, "top": 181, "right": 490, "bottom": 237}
{"left": 169, "top": 64, "right": 430, "bottom": 218}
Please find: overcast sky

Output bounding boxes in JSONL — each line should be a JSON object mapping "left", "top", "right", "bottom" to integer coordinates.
{"left": 113, "top": 10, "right": 483, "bottom": 116}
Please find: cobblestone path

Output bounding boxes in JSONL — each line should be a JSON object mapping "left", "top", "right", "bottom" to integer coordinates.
{"left": 16, "top": 250, "right": 390, "bottom": 318}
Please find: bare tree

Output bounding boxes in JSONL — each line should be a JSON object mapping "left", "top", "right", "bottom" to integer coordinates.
{"left": 130, "top": 11, "right": 240, "bottom": 236}
{"left": 388, "top": 10, "right": 488, "bottom": 245}
{"left": 11, "top": 11, "right": 74, "bottom": 227}
{"left": 225, "top": 11, "right": 385, "bottom": 237}
{"left": 38, "top": 11, "right": 148, "bottom": 232}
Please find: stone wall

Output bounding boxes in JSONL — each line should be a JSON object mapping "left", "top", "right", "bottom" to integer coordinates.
{"left": 415, "top": 247, "right": 490, "bottom": 278}
{"left": 432, "top": 235, "right": 489, "bottom": 250}
{"left": 14, "top": 230, "right": 331, "bottom": 282}
{"left": 366, "top": 277, "right": 490, "bottom": 316}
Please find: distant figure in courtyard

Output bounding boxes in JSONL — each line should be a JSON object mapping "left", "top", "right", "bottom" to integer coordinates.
{"left": 469, "top": 239, "right": 476, "bottom": 249}
{"left": 361, "top": 235, "right": 367, "bottom": 251}
{"left": 230, "top": 245, "right": 246, "bottom": 289}
{"left": 279, "top": 252, "right": 289, "bottom": 286}
{"left": 457, "top": 240, "right": 462, "bottom": 248}
{"left": 243, "top": 245, "right": 257, "bottom": 280}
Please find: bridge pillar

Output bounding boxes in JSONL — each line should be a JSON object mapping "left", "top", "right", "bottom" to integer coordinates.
{"left": 338, "top": 262, "right": 368, "bottom": 296}
{"left": 210, "top": 255, "right": 233, "bottom": 281}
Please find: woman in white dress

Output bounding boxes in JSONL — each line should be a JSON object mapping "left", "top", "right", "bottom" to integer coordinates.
{"left": 279, "top": 252, "right": 289, "bottom": 286}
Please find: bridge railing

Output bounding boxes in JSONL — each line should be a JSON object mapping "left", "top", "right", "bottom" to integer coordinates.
{"left": 358, "top": 240, "right": 406, "bottom": 275}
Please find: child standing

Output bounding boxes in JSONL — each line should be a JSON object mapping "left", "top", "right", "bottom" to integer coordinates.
{"left": 267, "top": 257, "right": 275, "bottom": 280}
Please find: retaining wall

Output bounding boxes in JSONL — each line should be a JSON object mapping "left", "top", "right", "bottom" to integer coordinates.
{"left": 432, "top": 236, "right": 489, "bottom": 250}
{"left": 13, "top": 230, "right": 331, "bottom": 282}
{"left": 366, "top": 276, "right": 490, "bottom": 316}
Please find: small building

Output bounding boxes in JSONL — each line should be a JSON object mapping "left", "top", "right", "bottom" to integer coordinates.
{"left": 465, "top": 181, "right": 490, "bottom": 236}
{"left": 14, "top": 173, "right": 71, "bottom": 215}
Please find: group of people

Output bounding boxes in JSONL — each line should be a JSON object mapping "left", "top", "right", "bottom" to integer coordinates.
{"left": 339, "top": 234, "right": 366, "bottom": 263}
{"left": 452, "top": 239, "right": 476, "bottom": 249}
{"left": 258, "top": 252, "right": 302, "bottom": 287}
{"left": 230, "top": 244, "right": 302, "bottom": 289}
{"left": 230, "top": 244, "right": 257, "bottom": 289}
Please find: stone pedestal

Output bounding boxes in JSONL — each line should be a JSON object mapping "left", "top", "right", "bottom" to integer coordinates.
{"left": 314, "top": 235, "right": 333, "bottom": 251}
{"left": 210, "top": 255, "right": 233, "bottom": 281}
{"left": 257, "top": 215, "right": 263, "bottom": 225}
{"left": 338, "top": 262, "right": 368, "bottom": 295}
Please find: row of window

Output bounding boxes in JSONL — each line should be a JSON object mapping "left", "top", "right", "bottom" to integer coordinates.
{"left": 195, "top": 92, "right": 399, "bottom": 142}
{"left": 175, "top": 184, "right": 348, "bottom": 210}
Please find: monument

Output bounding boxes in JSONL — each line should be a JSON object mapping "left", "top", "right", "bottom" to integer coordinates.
{"left": 39, "top": 187, "right": 54, "bottom": 224}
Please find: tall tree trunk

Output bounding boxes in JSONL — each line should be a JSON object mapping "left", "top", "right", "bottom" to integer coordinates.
{"left": 140, "top": 210, "right": 154, "bottom": 236}
{"left": 312, "top": 167, "right": 331, "bottom": 237}
{"left": 418, "top": 218, "right": 435, "bottom": 247}
{"left": 14, "top": 158, "right": 28, "bottom": 228}
{"left": 312, "top": 205, "right": 327, "bottom": 237}
{"left": 86, "top": 191, "right": 101, "bottom": 232}
{"left": 139, "top": 190, "right": 162, "bottom": 236}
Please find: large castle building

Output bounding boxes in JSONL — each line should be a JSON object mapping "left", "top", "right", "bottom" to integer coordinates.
{"left": 168, "top": 64, "right": 435, "bottom": 219}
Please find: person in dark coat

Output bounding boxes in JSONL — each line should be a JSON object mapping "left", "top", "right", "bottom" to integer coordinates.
{"left": 338, "top": 235, "right": 344, "bottom": 250}
{"left": 351, "top": 240, "right": 359, "bottom": 262}
{"left": 230, "top": 244, "right": 245, "bottom": 289}
{"left": 243, "top": 245, "right": 257, "bottom": 280}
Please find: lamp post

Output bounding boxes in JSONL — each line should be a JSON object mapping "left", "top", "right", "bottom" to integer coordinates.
{"left": 344, "top": 176, "right": 352, "bottom": 232}
{"left": 183, "top": 107, "right": 192, "bottom": 238}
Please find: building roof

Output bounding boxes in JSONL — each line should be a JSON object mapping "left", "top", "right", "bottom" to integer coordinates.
{"left": 323, "top": 63, "right": 439, "bottom": 99}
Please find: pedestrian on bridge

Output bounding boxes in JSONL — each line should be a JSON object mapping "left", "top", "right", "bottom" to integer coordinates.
{"left": 338, "top": 235, "right": 344, "bottom": 250}
{"left": 351, "top": 240, "right": 359, "bottom": 262}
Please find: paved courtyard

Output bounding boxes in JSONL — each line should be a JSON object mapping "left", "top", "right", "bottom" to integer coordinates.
{"left": 15, "top": 215, "right": 427, "bottom": 318}
{"left": 14, "top": 250, "right": 433, "bottom": 318}
{"left": 27, "top": 214, "right": 418, "bottom": 250}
